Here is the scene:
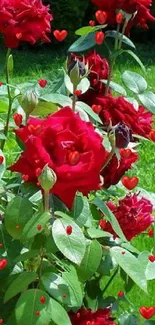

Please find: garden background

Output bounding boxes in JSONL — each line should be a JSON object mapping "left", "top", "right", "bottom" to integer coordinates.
{"left": 0, "top": 0, "right": 155, "bottom": 314}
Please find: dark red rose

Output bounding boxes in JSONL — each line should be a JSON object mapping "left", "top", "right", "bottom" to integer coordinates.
{"left": 102, "top": 150, "right": 138, "bottom": 188}
{"left": 91, "top": 0, "right": 155, "bottom": 32}
{"left": 0, "top": 0, "right": 52, "bottom": 48}
{"left": 114, "top": 122, "right": 132, "bottom": 148}
{"left": 69, "top": 308, "right": 117, "bottom": 325}
{"left": 9, "top": 107, "right": 107, "bottom": 208}
{"left": 104, "top": 194, "right": 154, "bottom": 240}
{"left": 75, "top": 51, "right": 109, "bottom": 94}
{"left": 84, "top": 94, "right": 154, "bottom": 139}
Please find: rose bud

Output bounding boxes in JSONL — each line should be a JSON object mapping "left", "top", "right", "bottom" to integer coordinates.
{"left": 67, "top": 57, "right": 86, "bottom": 86}
{"left": 21, "top": 90, "right": 38, "bottom": 115}
{"left": 114, "top": 122, "right": 132, "bottom": 148}
{"left": 38, "top": 165, "right": 57, "bottom": 192}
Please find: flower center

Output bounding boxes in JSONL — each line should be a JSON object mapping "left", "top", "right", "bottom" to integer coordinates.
{"left": 68, "top": 151, "right": 80, "bottom": 166}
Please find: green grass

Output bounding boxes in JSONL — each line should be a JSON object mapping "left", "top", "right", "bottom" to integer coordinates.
{"left": 1, "top": 41, "right": 155, "bottom": 313}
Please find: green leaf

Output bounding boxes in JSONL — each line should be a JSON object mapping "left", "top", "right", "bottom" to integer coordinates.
{"left": 122, "top": 71, "right": 147, "bottom": 94}
{"left": 4, "top": 272, "right": 37, "bottom": 303}
{"left": 41, "top": 272, "right": 69, "bottom": 304}
{"left": 71, "top": 194, "right": 91, "bottom": 227}
{"left": 64, "top": 75, "right": 90, "bottom": 94}
{"left": 5, "top": 197, "right": 33, "bottom": 239}
{"left": 101, "top": 80, "right": 127, "bottom": 96}
{"left": 93, "top": 198, "right": 127, "bottom": 242}
{"left": 68, "top": 32, "right": 96, "bottom": 53}
{"left": 52, "top": 218, "right": 86, "bottom": 264}
{"left": 110, "top": 247, "right": 147, "bottom": 292}
{"left": 40, "top": 93, "right": 72, "bottom": 107}
{"left": 87, "top": 227, "right": 111, "bottom": 239}
{"left": 15, "top": 289, "right": 71, "bottom": 325}
{"left": 123, "top": 50, "right": 146, "bottom": 72}
{"left": 22, "top": 212, "right": 50, "bottom": 241}
{"left": 138, "top": 251, "right": 155, "bottom": 280}
{"left": 15, "top": 249, "right": 39, "bottom": 263}
{"left": 138, "top": 91, "right": 155, "bottom": 114}
{"left": 76, "top": 101, "right": 102, "bottom": 124}
{"left": 105, "top": 30, "right": 136, "bottom": 49}
{"left": 119, "top": 313, "right": 139, "bottom": 325}
{"left": 77, "top": 240, "right": 102, "bottom": 281}
{"left": 144, "top": 322, "right": 155, "bottom": 325}
{"left": 75, "top": 26, "right": 97, "bottom": 36}
{"left": 62, "top": 271, "right": 83, "bottom": 307}
{"left": 0, "top": 97, "right": 9, "bottom": 112}
{"left": 32, "top": 100, "right": 57, "bottom": 116}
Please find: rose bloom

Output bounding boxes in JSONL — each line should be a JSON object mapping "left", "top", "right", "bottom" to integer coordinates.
{"left": 103, "top": 194, "right": 154, "bottom": 240}
{"left": 9, "top": 107, "right": 107, "bottom": 208}
{"left": 69, "top": 308, "right": 117, "bottom": 325}
{"left": 91, "top": 0, "right": 155, "bottom": 32}
{"left": 81, "top": 51, "right": 109, "bottom": 93}
{"left": 102, "top": 150, "right": 138, "bottom": 188}
{"left": 0, "top": 0, "right": 52, "bottom": 48}
{"left": 84, "top": 94, "right": 153, "bottom": 139}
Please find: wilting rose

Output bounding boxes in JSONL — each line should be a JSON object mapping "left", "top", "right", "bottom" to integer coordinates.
{"left": 9, "top": 107, "right": 108, "bottom": 208}
{"left": 114, "top": 122, "right": 132, "bottom": 148}
{"left": 69, "top": 307, "right": 117, "bottom": 325}
{"left": 84, "top": 94, "right": 154, "bottom": 139}
{"left": 102, "top": 150, "right": 138, "bottom": 188}
{"left": 103, "top": 193, "right": 154, "bottom": 240}
{"left": 0, "top": 0, "right": 52, "bottom": 48}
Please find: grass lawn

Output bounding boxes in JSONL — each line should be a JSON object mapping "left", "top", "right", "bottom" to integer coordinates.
{"left": 1, "top": 41, "right": 155, "bottom": 311}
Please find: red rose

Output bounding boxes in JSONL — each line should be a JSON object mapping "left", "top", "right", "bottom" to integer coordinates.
{"left": 0, "top": 0, "right": 52, "bottom": 48}
{"left": 91, "top": 0, "right": 155, "bottom": 32}
{"left": 84, "top": 94, "right": 153, "bottom": 138}
{"left": 102, "top": 150, "right": 138, "bottom": 188}
{"left": 104, "top": 194, "right": 154, "bottom": 240}
{"left": 9, "top": 107, "right": 107, "bottom": 208}
{"left": 69, "top": 308, "right": 116, "bottom": 325}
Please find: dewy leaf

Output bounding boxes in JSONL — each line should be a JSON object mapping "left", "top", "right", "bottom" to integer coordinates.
{"left": 122, "top": 71, "right": 147, "bottom": 94}
{"left": 105, "top": 30, "right": 136, "bottom": 49}
{"left": 68, "top": 32, "right": 96, "bottom": 53}
{"left": 15, "top": 289, "right": 71, "bottom": 325}
{"left": 77, "top": 240, "right": 102, "bottom": 282}
{"left": 4, "top": 271, "right": 37, "bottom": 303}
{"left": 138, "top": 91, "right": 155, "bottom": 114}
{"left": 5, "top": 197, "right": 33, "bottom": 239}
{"left": 110, "top": 247, "right": 147, "bottom": 292}
{"left": 62, "top": 271, "right": 83, "bottom": 308}
{"left": 93, "top": 197, "right": 127, "bottom": 242}
{"left": 52, "top": 218, "right": 86, "bottom": 264}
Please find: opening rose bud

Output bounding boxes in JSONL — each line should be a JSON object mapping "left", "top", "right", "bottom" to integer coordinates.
{"left": 114, "top": 122, "right": 132, "bottom": 148}
{"left": 21, "top": 90, "right": 38, "bottom": 115}
{"left": 38, "top": 165, "right": 57, "bottom": 192}
{"left": 68, "top": 58, "right": 86, "bottom": 87}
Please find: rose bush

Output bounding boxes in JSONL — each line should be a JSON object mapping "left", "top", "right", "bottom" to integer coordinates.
{"left": 0, "top": 0, "right": 155, "bottom": 324}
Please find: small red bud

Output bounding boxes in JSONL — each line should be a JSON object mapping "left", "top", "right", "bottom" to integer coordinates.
{"left": 36, "top": 311, "right": 40, "bottom": 316}
{"left": 74, "top": 89, "right": 82, "bottom": 96}
{"left": 40, "top": 296, "right": 46, "bottom": 304}
{"left": 0, "top": 259, "right": 8, "bottom": 270}
{"left": 66, "top": 225, "right": 72, "bottom": 235}
{"left": 116, "top": 13, "right": 124, "bottom": 24}
{"left": 13, "top": 113, "right": 23, "bottom": 127}
{"left": 99, "top": 219, "right": 106, "bottom": 230}
{"left": 37, "top": 224, "right": 42, "bottom": 231}
{"left": 118, "top": 291, "right": 124, "bottom": 297}
{"left": 38, "top": 79, "right": 47, "bottom": 88}
{"left": 89, "top": 20, "right": 95, "bottom": 27}
{"left": 148, "top": 228, "right": 154, "bottom": 237}
{"left": 95, "top": 31, "right": 105, "bottom": 45}
{"left": 0, "top": 156, "right": 4, "bottom": 165}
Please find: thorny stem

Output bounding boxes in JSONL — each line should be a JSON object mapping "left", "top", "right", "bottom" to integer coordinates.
{"left": 1, "top": 48, "right": 12, "bottom": 151}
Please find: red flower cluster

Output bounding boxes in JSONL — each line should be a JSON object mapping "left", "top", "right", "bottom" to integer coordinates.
{"left": 85, "top": 94, "right": 154, "bottom": 139}
{"left": 103, "top": 193, "right": 154, "bottom": 240}
{"left": 91, "top": 0, "right": 155, "bottom": 32}
{"left": 0, "top": 0, "right": 52, "bottom": 48}
{"left": 69, "top": 308, "right": 116, "bottom": 325}
{"left": 9, "top": 107, "right": 107, "bottom": 208}
{"left": 102, "top": 150, "right": 138, "bottom": 188}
